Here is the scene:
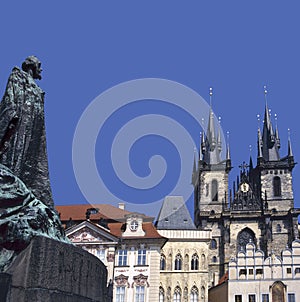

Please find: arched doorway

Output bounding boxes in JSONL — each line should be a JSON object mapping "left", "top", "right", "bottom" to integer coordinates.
{"left": 271, "top": 281, "right": 286, "bottom": 302}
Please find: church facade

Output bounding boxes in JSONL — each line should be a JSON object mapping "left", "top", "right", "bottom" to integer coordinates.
{"left": 192, "top": 90, "right": 300, "bottom": 287}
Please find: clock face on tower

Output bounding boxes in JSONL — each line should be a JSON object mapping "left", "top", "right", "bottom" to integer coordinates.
{"left": 240, "top": 182, "right": 249, "bottom": 193}
{"left": 130, "top": 220, "right": 139, "bottom": 231}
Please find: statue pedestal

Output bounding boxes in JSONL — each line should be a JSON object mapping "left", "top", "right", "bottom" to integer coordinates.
{"left": 0, "top": 236, "right": 107, "bottom": 302}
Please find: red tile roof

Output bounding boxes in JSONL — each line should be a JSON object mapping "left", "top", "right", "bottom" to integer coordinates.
{"left": 218, "top": 271, "right": 229, "bottom": 285}
{"left": 56, "top": 204, "right": 132, "bottom": 221}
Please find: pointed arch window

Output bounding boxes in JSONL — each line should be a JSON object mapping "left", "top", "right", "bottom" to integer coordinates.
{"left": 210, "top": 239, "right": 217, "bottom": 249}
{"left": 174, "top": 254, "right": 182, "bottom": 270}
{"left": 159, "top": 287, "right": 165, "bottom": 302}
{"left": 191, "top": 254, "right": 199, "bottom": 270}
{"left": 273, "top": 176, "right": 281, "bottom": 197}
{"left": 160, "top": 254, "right": 166, "bottom": 270}
{"left": 212, "top": 256, "right": 217, "bottom": 263}
{"left": 173, "top": 286, "right": 181, "bottom": 302}
{"left": 201, "top": 254, "right": 206, "bottom": 269}
{"left": 184, "top": 254, "right": 189, "bottom": 271}
{"left": 237, "top": 228, "right": 255, "bottom": 252}
{"left": 190, "top": 286, "right": 199, "bottom": 302}
{"left": 201, "top": 286, "right": 205, "bottom": 301}
{"left": 212, "top": 179, "right": 218, "bottom": 201}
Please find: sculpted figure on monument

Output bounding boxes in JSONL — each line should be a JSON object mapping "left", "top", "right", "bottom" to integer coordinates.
{"left": 0, "top": 56, "right": 53, "bottom": 208}
{"left": 0, "top": 57, "right": 68, "bottom": 271}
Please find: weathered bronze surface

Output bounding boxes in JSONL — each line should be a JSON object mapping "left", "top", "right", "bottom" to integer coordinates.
{"left": 0, "top": 57, "right": 68, "bottom": 272}
{"left": 0, "top": 56, "right": 53, "bottom": 208}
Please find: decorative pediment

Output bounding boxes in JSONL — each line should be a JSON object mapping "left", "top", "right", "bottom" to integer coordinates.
{"left": 114, "top": 274, "right": 129, "bottom": 287}
{"left": 68, "top": 227, "right": 105, "bottom": 242}
{"left": 132, "top": 274, "right": 149, "bottom": 287}
{"left": 66, "top": 221, "right": 118, "bottom": 243}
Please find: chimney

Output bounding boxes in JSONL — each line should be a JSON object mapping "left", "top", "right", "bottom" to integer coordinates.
{"left": 118, "top": 203, "right": 125, "bottom": 210}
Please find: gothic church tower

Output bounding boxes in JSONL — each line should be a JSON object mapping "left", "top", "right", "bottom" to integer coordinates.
{"left": 193, "top": 87, "right": 300, "bottom": 287}
{"left": 192, "top": 88, "right": 231, "bottom": 284}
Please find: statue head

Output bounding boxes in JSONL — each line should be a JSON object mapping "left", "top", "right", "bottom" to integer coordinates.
{"left": 21, "top": 56, "right": 42, "bottom": 80}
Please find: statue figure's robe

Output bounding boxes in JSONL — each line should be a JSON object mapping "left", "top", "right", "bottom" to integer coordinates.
{"left": 0, "top": 67, "right": 53, "bottom": 208}
{"left": 0, "top": 163, "right": 67, "bottom": 271}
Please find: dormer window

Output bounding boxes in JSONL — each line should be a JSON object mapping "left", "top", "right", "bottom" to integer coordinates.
{"left": 123, "top": 214, "right": 145, "bottom": 237}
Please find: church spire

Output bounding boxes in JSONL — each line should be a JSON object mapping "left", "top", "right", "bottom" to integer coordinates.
{"left": 261, "top": 86, "right": 280, "bottom": 161}
{"left": 249, "top": 145, "right": 253, "bottom": 171}
{"left": 207, "top": 88, "right": 216, "bottom": 150}
{"left": 200, "top": 87, "right": 222, "bottom": 165}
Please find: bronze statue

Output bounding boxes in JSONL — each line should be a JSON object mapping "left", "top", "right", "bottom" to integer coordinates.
{"left": 0, "top": 57, "right": 68, "bottom": 272}
{"left": 0, "top": 56, "right": 53, "bottom": 208}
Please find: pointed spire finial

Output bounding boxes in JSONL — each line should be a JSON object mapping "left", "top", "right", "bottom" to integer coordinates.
{"left": 257, "top": 114, "right": 260, "bottom": 129}
{"left": 226, "top": 131, "right": 231, "bottom": 161}
{"left": 207, "top": 88, "right": 216, "bottom": 150}
{"left": 264, "top": 85, "right": 268, "bottom": 104}
{"left": 209, "top": 87, "right": 213, "bottom": 108}
{"left": 288, "top": 128, "right": 293, "bottom": 157}
{"left": 249, "top": 145, "right": 253, "bottom": 169}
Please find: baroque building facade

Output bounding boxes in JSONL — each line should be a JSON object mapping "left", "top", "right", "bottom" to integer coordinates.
{"left": 192, "top": 90, "right": 300, "bottom": 287}
{"left": 57, "top": 204, "right": 167, "bottom": 302}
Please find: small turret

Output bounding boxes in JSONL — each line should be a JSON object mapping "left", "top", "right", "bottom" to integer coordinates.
{"left": 226, "top": 131, "right": 232, "bottom": 172}
{"left": 257, "top": 127, "right": 263, "bottom": 161}
{"left": 193, "top": 148, "right": 197, "bottom": 175}
{"left": 274, "top": 114, "right": 280, "bottom": 149}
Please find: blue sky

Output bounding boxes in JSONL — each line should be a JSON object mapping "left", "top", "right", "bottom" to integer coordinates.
{"left": 0, "top": 2, "right": 300, "bottom": 218}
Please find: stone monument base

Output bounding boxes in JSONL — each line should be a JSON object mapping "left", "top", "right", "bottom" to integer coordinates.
{"left": 0, "top": 236, "right": 107, "bottom": 302}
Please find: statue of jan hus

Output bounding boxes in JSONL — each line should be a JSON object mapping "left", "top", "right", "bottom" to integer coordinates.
{"left": 0, "top": 56, "right": 53, "bottom": 208}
